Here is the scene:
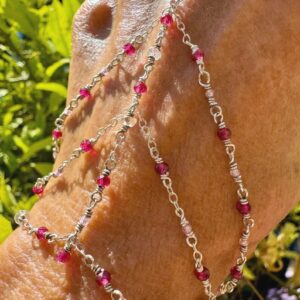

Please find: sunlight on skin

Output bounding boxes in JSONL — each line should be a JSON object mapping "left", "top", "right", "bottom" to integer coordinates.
{"left": 0, "top": 0, "right": 300, "bottom": 299}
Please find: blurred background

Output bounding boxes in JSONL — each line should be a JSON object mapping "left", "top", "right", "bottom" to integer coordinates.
{"left": 0, "top": 0, "right": 299, "bottom": 299}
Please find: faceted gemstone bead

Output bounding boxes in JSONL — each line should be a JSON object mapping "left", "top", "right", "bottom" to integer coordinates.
{"left": 148, "top": 47, "right": 161, "bottom": 61}
{"left": 63, "top": 108, "right": 71, "bottom": 116}
{"left": 192, "top": 49, "right": 204, "bottom": 61}
{"left": 96, "top": 270, "right": 111, "bottom": 287}
{"left": 236, "top": 201, "right": 251, "bottom": 215}
{"left": 205, "top": 89, "right": 214, "bottom": 98}
{"left": 217, "top": 128, "right": 231, "bottom": 141}
{"left": 80, "top": 140, "right": 93, "bottom": 152}
{"left": 195, "top": 267, "right": 210, "bottom": 281}
{"left": 53, "top": 169, "right": 62, "bottom": 178}
{"left": 36, "top": 227, "right": 49, "bottom": 240}
{"left": 155, "top": 162, "right": 169, "bottom": 175}
{"left": 52, "top": 129, "right": 62, "bottom": 139}
{"left": 56, "top": 248, "right": 71, "bottom": 263}
{"left": 182, "top": 224, "right": 193, "bottom": 235}
{"left": 134, "top": 82, "right": 147, "bottom": 94}
{"left": 123, "top": 43, "right": 136, "bottom": 55}
{"left": 32, "top": 185, "right": 44, "bottom": 196}
{"left": 160, "top": 14, "right": 173, "bottom": 26}
{"left": 97, "top": 175, "right": 110, "bottom": 188}
{"left": 79, "top": 88, "right": 92, "bottom": 100}
{"left": 79, "top": 216, "right": 90, "bottom": 227}
{"left": 230, "top": 168, "right": 240, "bottom": 178}
{"left": 230, "top": 266, "right": 243, "bottom": 280}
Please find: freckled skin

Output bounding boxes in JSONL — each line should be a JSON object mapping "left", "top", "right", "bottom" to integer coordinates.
{"left": 1, "top": 1, "right": 300, "bottom": 299}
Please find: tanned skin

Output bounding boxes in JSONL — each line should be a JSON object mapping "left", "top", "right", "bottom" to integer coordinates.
{"left": 0, "top": 1, "right": 300, "bottom": 299}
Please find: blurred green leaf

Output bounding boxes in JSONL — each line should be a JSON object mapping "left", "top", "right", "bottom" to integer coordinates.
{"left": 31, "top": 162, "right": 53, "bottom": 176}
{"left": 35, "top": 82, "right": 67, "bottom": 97}
{"left": 46, "top": 0, "right": 71, "bottom": 56}
{"left": 0, "top": 215, "right": 12, "bottom": 243}
{"left": 4, "top": 0, "right": 40, "bottom": 39}
{"left": 13, "top": 136, "right": 29, "bottom": 154}
{"left": 45, "top": 58, "right": 70, "bottom": 78}
{"left": 0, "top": 173, "right": 16, "bottom": 214}
{"left": 21, "top": 137, "right": 52, "bottom": 161}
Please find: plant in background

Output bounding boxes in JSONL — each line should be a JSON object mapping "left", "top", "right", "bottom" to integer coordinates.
{"left": 0, "top": 0, "right": 299, "bottom": 298}
{"left": 0, "top": 0, "right": 83, "bottom": 239}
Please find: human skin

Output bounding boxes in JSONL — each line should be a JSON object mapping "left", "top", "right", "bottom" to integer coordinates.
{"left": 0, "top": 0, "right": 300, "bottom": 299}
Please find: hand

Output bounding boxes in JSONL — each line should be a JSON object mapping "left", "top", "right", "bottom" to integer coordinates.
{"left": 0, "top": 0, "right": 300, "bottom": 299}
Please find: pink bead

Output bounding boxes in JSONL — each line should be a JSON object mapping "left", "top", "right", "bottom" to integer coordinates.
{"left": 236, "top": 201, "right": 251, "bottom": 215}
{"left": 123, "top": 43, "right": 136, "bottom": 55}
{"left": 79, "top": 88, "right": 92, "bottom": 100}
{"left": 183, "top": 224, "right": 193, "bottom": 235}
{"left": 56, "top": 248, "right": 71, "bottom": 263}
{"left": 155, "top": 162, "right": 169, "bottom": 175}
{"left": 230, "top": 266, "right": 243, "bottom": 280}
{"left": 160, "top": 14, "right": 173, "bottom": 26}
{"left": 36, "top": 227, "right": 48, "bottom": 240}
{"left": 195, "top": 267, "right": 210, "bottom": 281}
{"left": 32, "top": 185, "right": 44, "bottom": 196}
{"left": 134, "top": 82, "right": 147, "bottom": 94}
{"left": 97, "top": 175, "right": 110, "bottom": 188}
{"left": 80, "top": 140, "right": 93, "bottom": 152}
{"left": 217, "top": 128, "right": 231, "bottom": 141}
{"left": 79, "top": 216, "right": 90, "bottom": 226}
{"left": 205, "top": 89, "right": 214, "bottom": 98}
{"left": 192, "top": 49, "right": 204, "bottom": 61}
{"left": 230, "top": 168, "right": 240, "bottom": 177}
{"left": 52, "top": 129, "right": 62, "bottom": 139}
{"left": 96, "top": 270, "right": 111, "bottom": 287}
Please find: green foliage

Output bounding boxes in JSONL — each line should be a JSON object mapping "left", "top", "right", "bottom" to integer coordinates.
{"left": 0, "top": 0, "right": 82, "bottom": 241}
{"left": 0, "top": 1, "right": 299, "bottom": 299}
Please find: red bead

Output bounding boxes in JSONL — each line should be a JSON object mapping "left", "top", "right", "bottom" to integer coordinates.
{"left": 195, "top": 267, "right": 210, "bottom": 281}
{"left": 123, "top": 43, "right": 136, "bottom": 55}
{"left": 236, "top": 201, "right": 251, "bottom": 215}
{"left": 96, "top": 270, "right": 111, "bottom": 287}
{"left": 160, "top": 14, "right": 173, "bottom": 26}
{"left": 80, "top": 140, "right": 93, "bottom": 152}
{"left": 155, "top": 162, "right": 169, "bottom": 175}
{"left": 79, "top": 88, "right": 92, "bottom": 100}
{"left": 97, "top": 175, "right": 110, "bottom": 188}
{"left": 32, "top": 185, "right": 44, "bottom": 196}
{"left": 56, "top": 248, "right": 71, "bottom": 263}
{"left": 192, "top": 49, "right": 204, "bottom": 61}
{"left": 217, "top": 128, "right": 231, "bottom": 141}
{"left": 230, "top": 266, "right": 243, "bottom": 280}
{"left": 36, "top": 227, "right": 48, "bottom": 240}
{"left": 134, "top": 82, "right": 147, "bottom": 94}
{"left": 52, "top": 129, "right": 62, "bottom": 139}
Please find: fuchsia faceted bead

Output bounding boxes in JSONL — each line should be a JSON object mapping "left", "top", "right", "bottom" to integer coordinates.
{"left": 96, "top": 270, "right": 111, "bottom": 287}
{"left": 56, "top": 248, "right": 71, "bottom": 263}
{"left": 32, "top": 185, "right": 44, "bottom": 196}
{"left": 97, "top": 175, "right": 110, "bottom": 188}
{"left": 230, "top": 266, "right": 243, "bottom": 280}
{"left": 52, "top": 129, "right": 62, "bottom": 139}
{"left": 80, "top": 140, "right": 93, "bottom": 152}
{"left": 123, "top": 43, "right": 136, "bottom": 55}
{"left": 195, "top": 267, "right": 210, "bottom": 281}
{"left": 192, "top": 49, "right": 204, "bottom": 61}
{"left": 217, "top": 128, "right": 231, "bottom": 141}
{"left": 160, "top": 14, "right": 173, "bottom": 26}
{"left": 79, "top": 88, "right": 92, "bottom": 100}
{"left": 134, "top": 82, "right": 147, "bottom": 94}
{"left": 36, "top": 227, "right": 49, "bottom": 240}
{"left": 236, "top": 201, "right": 251, "bottom": 215}
{"left": 155, "top": 162, "right": 169, "bottom": 175}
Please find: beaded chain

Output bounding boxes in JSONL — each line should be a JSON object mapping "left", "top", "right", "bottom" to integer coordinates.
{"left": 14, "top": 1, "right": 254, "bottom": 299}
